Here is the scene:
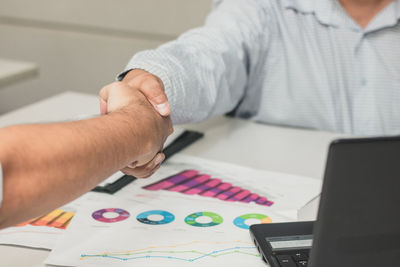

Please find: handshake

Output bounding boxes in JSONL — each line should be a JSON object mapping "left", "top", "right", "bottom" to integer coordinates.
{"left": 99, "top": 69, "right": 173, "bottom": 178}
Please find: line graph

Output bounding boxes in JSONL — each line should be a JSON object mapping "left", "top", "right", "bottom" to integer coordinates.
{"left": 80, "top": 240, "right": 259, "bottom": 263}
{"left": 81, "top": 247, "right": 258, "bottom": 262}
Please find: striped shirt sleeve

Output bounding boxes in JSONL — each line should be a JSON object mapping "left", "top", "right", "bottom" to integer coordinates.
{"left": 121, "top": 0, "right": 270, "bottom": 124}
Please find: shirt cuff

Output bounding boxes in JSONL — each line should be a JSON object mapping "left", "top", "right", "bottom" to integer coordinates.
{"left": 116, "top": 51, "right": 180, "bottom": 121}
{"left": 116, "top": 60, "right": 173, "bottom": 95}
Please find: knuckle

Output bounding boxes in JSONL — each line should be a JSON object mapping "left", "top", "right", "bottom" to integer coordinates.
{"left": 137, "top": 172, "right": 151, "bottom": 179}
{"left": 99, "top": 86, "right": 108, "bottom": 98}
{"left": 149, "top": 167, "right": 160, "bottom": 177}
{"left": 122, "top": 168, "right": 146, "bottom": 178}
{"left": 121, "top": 168, "right": 134, "bottom": 176}
{"left": 142, "top": 79, "right": 163, "bottom": 95}
{"left": 145, "top": 163, "right": 155, "bottom": 172}
{"left": 108, "top": 81, "right": 121, "bottom": 91}
{"left": 168, "top": 125, "right": 174, "bottom": 135}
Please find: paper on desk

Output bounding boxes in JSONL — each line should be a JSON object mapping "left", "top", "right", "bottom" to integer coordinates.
{"left": 45, "top": 195, "right": 292, "bottom": 267}
{"left": 119, "top": 154, "right": 322, "bottom": 212}
{"left": 298, "top": 194, "right": 320, "bottom": 221}
{"left": 45, "top": 155, "right": 321, "bottom": 266}
{"left": 0, "top": 193, "right": 98, "bottom": 249}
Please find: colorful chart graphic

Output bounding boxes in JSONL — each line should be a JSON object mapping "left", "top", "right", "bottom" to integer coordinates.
{"left": 233, "top": 213, "right": 272, "bottom": 230}
{"left": 92, "top": 208, "right": 130, "bottom": 223}
{"left": 136, "top": 210, "right": 175, "bottom": 225}
{"left": 143, "top": 170, "right": 274, "bottom": 207}
{"left": 16, "top": 209, "right": 75, "bottom": 229}
{"left": 184, "top": 212, "right": 223, "bottom": 227}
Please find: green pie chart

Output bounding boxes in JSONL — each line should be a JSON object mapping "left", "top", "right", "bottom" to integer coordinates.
{"left": 184, "top": 211, "right": 223, "bottom": 227}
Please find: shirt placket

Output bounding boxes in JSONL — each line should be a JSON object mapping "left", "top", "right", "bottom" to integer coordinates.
{"left": 352, "top": 32, "right": 377, "bottom": 135}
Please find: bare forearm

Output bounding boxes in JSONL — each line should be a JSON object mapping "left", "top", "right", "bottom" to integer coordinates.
{"left": 0, "top": 108, "right": 157, "bottom": 228}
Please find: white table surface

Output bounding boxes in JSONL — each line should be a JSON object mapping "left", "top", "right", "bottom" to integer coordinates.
{"left": 0, "top": 58, "right": 38, "bottom": 88}
{"left": 0, "top": 91, "right": 343, "bottom": 266}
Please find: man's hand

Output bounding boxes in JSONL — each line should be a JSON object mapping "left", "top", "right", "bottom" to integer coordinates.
{"left": 99, "top": 82, "right": 173, "bottom": 178}
{"left": 122, "top": 69, "right": 170, "bottom": 116}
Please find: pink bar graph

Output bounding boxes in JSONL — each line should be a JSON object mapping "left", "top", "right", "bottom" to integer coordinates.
{"left": 265, "top": 201, "right": 274, "bottom": 206}
{"left": 226, "top": 190, "right": 251, "bottom": 202}
{"left": 169, "top": 175, "right": 211, "bottom": 192}
{"left": 240, "top": 193, "right": 259, "bottom": 203}
{"left": 217, "top": 186, "right": 242, "bottom": 200}
{"left": 142, "top": 170, "right": 274, "bottom": 207}
{"left": 201, "top": 182, "right": 232, "bottom": 197}
{"left": 256, "top": 197, "right": 268, "bottom": 205}
{"left": 144, "top": 170, "right": 198, "bottom": 191}
{"left": 184, "top": 178, "right": 222, "bottom": 195}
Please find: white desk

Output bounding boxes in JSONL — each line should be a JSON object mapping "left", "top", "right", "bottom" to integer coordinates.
{"left": 0, "top": 58, "right": 38, "bottom": 88}
{"left": 0, "top": 92, "right": 342, "bottom": 267}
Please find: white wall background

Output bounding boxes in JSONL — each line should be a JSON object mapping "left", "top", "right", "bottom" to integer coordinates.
{"left": 0, "top": 0, "right": 212, "bottom": 114}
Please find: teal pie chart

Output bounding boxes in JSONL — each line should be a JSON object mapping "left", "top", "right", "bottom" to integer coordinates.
{"left": 136, "top": 210, "right": 175, "bottom": 225}
{"left": 184, "top": 211, "right": 223, "bottom": 227}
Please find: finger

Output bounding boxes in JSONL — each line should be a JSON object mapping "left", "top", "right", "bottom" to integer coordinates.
{"left": 149, "top": 164, "right": 161, "bottom": 176}
{"left": 100, "top": 98, "right": 108, "bottom": 115}
{"left": 137, "top": 152, "right": 164, "bottom": 169}
{"left": 99, "top": 86, "right": 110, "bottom": 115}
{"left": 135, "top": 152, "right": 164, "bottom": 172}
{"left": 167, "top": 119, "right": 174, "bottom": 136}
{"left": 140, "top": 79, "right": 170, "bottom": 116}
{"left": 122, "top": 153, "right": 165, "bottom": 178}
{"left": 122, "top": 163, "right": 161, "bottom": 178}
{"left": 127, "top": 161, "right": 137, "bottom": 169}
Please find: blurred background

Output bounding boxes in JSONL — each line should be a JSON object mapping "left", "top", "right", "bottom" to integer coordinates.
{"left": 0, "top": 0, "right": 212, "bottom": 114}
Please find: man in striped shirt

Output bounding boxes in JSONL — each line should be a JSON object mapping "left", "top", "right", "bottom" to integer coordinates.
{"left": 103, "top": 0, "right": 399, "bottom": 136}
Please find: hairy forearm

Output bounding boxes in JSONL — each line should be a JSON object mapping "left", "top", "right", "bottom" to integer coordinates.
{"left": 0, "top": 108, "right": 155, "bottom": 228}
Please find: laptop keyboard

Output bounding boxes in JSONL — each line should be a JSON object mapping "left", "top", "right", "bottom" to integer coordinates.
{"left": 276, "top": 252, "right": 309, "bottom": 267}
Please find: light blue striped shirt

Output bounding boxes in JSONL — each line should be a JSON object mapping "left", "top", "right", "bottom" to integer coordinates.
{"left": 122, "top": 0, "right": 400, "bottom": 135}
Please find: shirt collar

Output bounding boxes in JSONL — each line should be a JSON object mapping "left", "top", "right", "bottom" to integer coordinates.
{"left": 281, "top": 0, "right": 353, "bottom": 28}
{"left": 282, "top": 0, "right": 400, "bottom": 33}
{"left": 366, "top": 0, "right": 400, "bottom": 33}
{"left": 395, "top": 0, "right": 400, "bottom": 19}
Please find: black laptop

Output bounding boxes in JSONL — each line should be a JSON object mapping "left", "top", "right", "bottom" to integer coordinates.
{"left": 250, "top": 136, "right": 400, "bottom": 267}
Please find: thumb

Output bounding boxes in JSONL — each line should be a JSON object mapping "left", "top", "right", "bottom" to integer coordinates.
{"left": 100, "top": 98, "right": 108, "bottom": 115}
{"left": 140, "top": 80, "right": 170, "bottom": 116}
{"left": 99, "top": 86, "right": 110, "bottom": 115}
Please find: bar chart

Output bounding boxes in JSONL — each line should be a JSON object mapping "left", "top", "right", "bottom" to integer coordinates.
{"left": 143, "top": 170, "right": 274, "bottom": 207}
{"left": 16, "top": 209, "right": 74, "bottom": 230}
